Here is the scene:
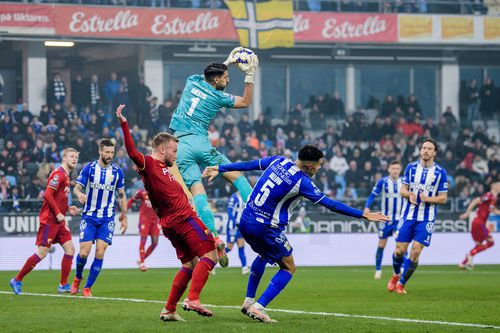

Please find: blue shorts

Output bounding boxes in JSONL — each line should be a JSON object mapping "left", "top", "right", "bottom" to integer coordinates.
{"left": 395, "top": 219, "right": 434, "bottom": 247}
{"left": 79, "top": 215, "right": 116, "bottom": 245}
{"left": 239, "top": 218, "right": 293, "bottom": 265}
{"left": 378, "top": 221, "right": 398, "bottom": 239}
{"left": 226, "top": 227, "right": 244, "bottom": 244}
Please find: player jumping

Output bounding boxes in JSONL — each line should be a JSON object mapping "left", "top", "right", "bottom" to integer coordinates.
{"left": 9, "top": 148, "right": 80, "bottom": 294}
{"left": 203, "top": 145, "right": 388, "bottom": 323}
{"left": 387, "top": 139, "right": 448, "bottom": 295}
{"left": 169, "top": 47, "right": 257, "bottom": 267}
{"left": 226, "top": 192, "right": 249, "bottom": 275}
{"left": 71, "top": 139, "right": 128, "bottom": 297}
{"left": 117, "top": 104, "right": 218, "bottom": 321}
{"left": 459, "top": 181, "right": 499, "bottom": 269}
{"left": 128, "top": 189, "right": 160, "bottom": 271}
{"left": 364, "top": 160, "right": 403, "bottom": 279}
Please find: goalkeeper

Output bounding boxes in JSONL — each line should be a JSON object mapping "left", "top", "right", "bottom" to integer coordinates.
{"left": 169, "top": 47, "right": 257, "bottom": 268}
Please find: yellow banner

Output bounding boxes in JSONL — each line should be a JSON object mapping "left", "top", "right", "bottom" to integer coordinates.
{"left": 399, "top": 16, "right": 433, "bottom": 39}
{"left": 484, "top": 17, "right": 500, "bottom": 40}
{"left": 441, "top": 17, "right": 474, "bottom": 39}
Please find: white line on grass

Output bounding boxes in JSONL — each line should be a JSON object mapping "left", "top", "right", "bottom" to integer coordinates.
{"left": 0, "top": 291, "right": 499, "bottom": 330}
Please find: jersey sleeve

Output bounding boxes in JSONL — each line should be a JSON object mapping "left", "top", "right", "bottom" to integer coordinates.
{"left": 218, "top": 91, "right": 236, "bottom": 108}
{"left": 437, "top": 169, "right": 448, "bottom": 193}
{"left": 44, "top": 170, "right": 63, "bottom": 215}
{"left": 300, "top": 178, "right": 364, "bottom": 218}
{"left": 218, "top": 156, "right": 281, "bottom": 173}
{"left": 47, "top": 170, "right": 63, "bottom": 191}
{"left": 402, "top": 164, "right": 412, "bottom": 185}
{"left": 76, "top": 164, "right": 90, "bottom": 187}
{"left": 116, "top": 168, "right": 125, "bottom": 190}
{"left": 121, "top": 120, "right": 146, "bottom": 170}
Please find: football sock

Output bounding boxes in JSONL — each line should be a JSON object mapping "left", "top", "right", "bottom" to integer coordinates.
{"left": 233, "top": 176, "right": 252, "bottom": 203}
{"left": 144, "top": 241, "right": 158, "bottom": 260}
{"left": 246, "top": 256, "right": 267, "bottom": 298}
{"left": 139, "top": 236, "right": 147, "bottom": 262}
{"left": 84, "top": 258, "right": 103, "bottom": 288}
{"left": 75, "top": 254, "right": 87, "bottom": 280}
{"left": 470, "top": 241, "right": 495, "bottom": 256}
{"left": 193, "top": 194, "right": 217, "bottom": 236}
{"left": 166, "top": 267, "right": 192, "bottom": 312}
{"left": 257, "top": 270, "right": 293, "bottom": 308}
{"left": 225, "top": 247, "right": 231, "bottom": 253}
{"left": 238, "top": 246, "right": 247, "bottom": 267}
{"left": 60, "top": 254, "right": 74, "bottom": 285}
{"left": 392, "top": 253, "right": 404, "bottom": 275}
{"left": 188, "top": 257, "right": 215, "bottom": 300}
{"left": 399, "top": 259, "right": 419, "bottom": 285}
{"left": 375, "top": 247, "right": 384, "bottom": 271}
{"left": 15, "top": 253, "right": 42, "bottom": 281}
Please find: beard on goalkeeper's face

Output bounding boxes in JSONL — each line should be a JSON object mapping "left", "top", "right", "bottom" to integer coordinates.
{"left": 215, "top": 83, "right": 227, "bottom": 91}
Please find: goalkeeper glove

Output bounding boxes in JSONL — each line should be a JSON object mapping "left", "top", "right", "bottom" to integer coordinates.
{"left": 223, "top": 46, "right": 244, "bottom": 66}
{"left": 244, "top": 53, "right": 258, "bottom": 84}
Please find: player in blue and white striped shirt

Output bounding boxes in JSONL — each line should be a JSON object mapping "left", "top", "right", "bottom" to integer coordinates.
{"left": 364, "top": 160, "right": 403, "bottom": 280}
{"left": 388, "top": 139, "right": 448, "bottom": 295}
{"left": 204, "top": 145, "right": 388, "bottom": 322}
{"left": 225, "top": 192, "right": 249, "bottom": 275}
{"left": 71, "top": 139, "right": 128, "bottom": 297}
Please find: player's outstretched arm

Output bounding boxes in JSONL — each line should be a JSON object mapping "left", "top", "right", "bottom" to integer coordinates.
{"left": 116, "top": 104, "right": 145, "bottom": 170}
{"left": 202, "top": 156, "right": 279, "bottom": 182}
{"left": 459, "top": 197, "right": 481, "bottom": 219}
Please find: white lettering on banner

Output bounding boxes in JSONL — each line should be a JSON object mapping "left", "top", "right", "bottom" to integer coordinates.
{"left": 0, "top": 13, "right": 50, "bottom": 23}
{"left": 151, "top": 12, "right": 219, "bottom": 35}
{"left": 293, "top": 14, "right": 310, "bottom": 33}
{"left": 69, "top": 10, "right": 139, "bottom": 33}
{"left": 322, "top": 16, "right": 386, "bottom": 39}
{"left": 2, "top": 216, "right": 40, "bottom": 233}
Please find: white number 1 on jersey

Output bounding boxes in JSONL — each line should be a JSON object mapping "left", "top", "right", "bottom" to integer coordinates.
{"left": 187, "top": 97, "right": 200, "bottom": 116}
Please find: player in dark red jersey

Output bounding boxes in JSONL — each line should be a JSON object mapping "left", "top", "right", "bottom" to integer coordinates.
{"left": 9, "top": 148, "right": 81, "bottom": 294}
{"left": 116, "top": 104, "right": 217, "bottom": 321}
{"left": 459, "top": 181, "right": 500, "bottom": 269}
{"left": 127, "top": 189, "right": 160, "bottom": 271}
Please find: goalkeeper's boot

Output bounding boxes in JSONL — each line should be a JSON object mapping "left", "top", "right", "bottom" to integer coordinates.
{"left": 214, "top": 236, "right": 229, "bottom": 268}
{"left": 182, "top": 298, "right": 213, "bottom": 317}
{"left": 58, "top": 283, "right": 71, "bottom": 293}
{"left": 82, "top": 287, "right": 93, "bottom": 297}
{"left": 160, "top": 308, "right": 186, "bottom": 322}
{"left": 241, "top": 298, "right": 255, "bottom": 315}
{"left": 9, "top": 278, "right": 23, "bottom": 295}
{"left": 387, "top": 274, "right": 400, "bottom": 292}
{"left": 70, "top": 277, "right": 81, "bottom": 295}
{"left": 246, "top": 304, "right": 277, "bottom": 323}
{"left": 395, "top": 282, "right": 407, "bottom": 295}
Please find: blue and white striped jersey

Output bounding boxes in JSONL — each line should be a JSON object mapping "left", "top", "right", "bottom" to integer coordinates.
{"left": 366, "top": 176, "right": 403, "bottom": 223}
{"left": 227, "top": 192, "right": 244, "bottom": 232}
{"left": 219, "top": 156, "right": 363, "bottom": 231}
{"left": 76, "top": 161, "right": 125, "bottom": 219}
{"left": 400, "top": 161, "right": 448, "bottom": 222}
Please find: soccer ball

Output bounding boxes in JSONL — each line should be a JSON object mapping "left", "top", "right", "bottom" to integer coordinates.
{"left": 232, "top": 48, "right": 256, "bottom": 72}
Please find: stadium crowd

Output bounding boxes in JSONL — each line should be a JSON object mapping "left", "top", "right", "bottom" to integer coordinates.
{"left": 0, "top": 72, "right": 499, "bottom": 213}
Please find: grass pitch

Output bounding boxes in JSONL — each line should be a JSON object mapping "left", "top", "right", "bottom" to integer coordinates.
{"left": 1, "top": 265, "right": 499, "bottom": 332}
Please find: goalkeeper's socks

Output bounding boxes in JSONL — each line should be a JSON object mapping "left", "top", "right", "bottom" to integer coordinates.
{"left": 375, "top": 247, "right": 384, "bottom": 271}
{"left": 400, "top": 259, "right": 419, "bottom": 285}
{"left": 84, "top": 258, "right": 103, "bottom": 288}
{"left": 246, "top": 256, "right": 266, "bottom": 298}
{"left": 166, "top": 267, "right": 192, "bottom": 312}
{"left": 392, "top": 253, "right": 404, "bottom": 275}
{"left": 193, "top": 194, "right": 217, "bottom": 236}
{"left": 257, "top": 270, "right": 293, "bottom": 308}
{"left": 15, "top": 253, "right": 42, "bottom": 281}
{"left": 238, "top": 246, "right": 247, "bottom": 267}
{"left": 75, "top": 254, "right": 87, "bottom": 280}
{"left": 233, "top": 176, "right": 252, "bottom": 203}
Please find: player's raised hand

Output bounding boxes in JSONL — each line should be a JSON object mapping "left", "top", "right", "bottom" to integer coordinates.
{"left": 68, "top": 205, "right": 81, "bottom": 216}
{"left": 363, "top": 211, "right": 390, "bottom": 222}
{"left": 119, "top": 213, "right": 127, "bottom": 234}
{"left": 76, "top": 192, "right": 87, "bottom": 204}
{"left": 116, "top": 104, "right": 127, "bottom": 122}
{"left": 202, "top": 166, "right": 219, "bottom": 183}
{"left": 223, "top": 46, "right": 244, "bottom": 65}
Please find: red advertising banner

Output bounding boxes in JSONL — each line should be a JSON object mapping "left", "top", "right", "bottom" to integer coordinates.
{"left": 0, "top": 4, "right": 55, "bottom": 34}
{"left": 294, "top": 12, "right": 398, "bottom": 43}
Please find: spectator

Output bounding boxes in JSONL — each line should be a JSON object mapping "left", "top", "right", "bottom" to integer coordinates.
{"left": 104, "top": 72, "right": 120, "bottom": 108}
{"left": 442, "top": 106, "right": 458, "bottom": 128}
{"left": 330, "top": 148, "right": 349, "bottom": 176}
{"left": 238, "top": 113, "right": 253, "bottom": 140}
{"left": 71, "top": 74, "right": 87, "bottom": 113}
{"left": 253, "top": 113, "right": 272, "bottom": 140}
{"left": 380, "top": 95, "right": 397, "bottom": 117}
{"left": 131, "top": 76, "right": 152, "bottom": 127}
{"left": 309, "top": 103, "right": 324, "bottom": 129}
{"left": 158, "top": 99, "right": 175, "bottom": 132}
{"left": 465, "top": 79, "right": 480, "bottom": 126}
{"left": 47, "top": 72, "right": 66, "bottom": 107}
{"left": 89, "top": 74, "right": 101, "bottom": 113}
{"left": 406, "top": 94, "right": 422, "bottom": 115}
{"left": 479, "top": 77, "right": 496, "bottom": 119}
{"left": 331, "top": 91, "right": 345, "bottom": 118}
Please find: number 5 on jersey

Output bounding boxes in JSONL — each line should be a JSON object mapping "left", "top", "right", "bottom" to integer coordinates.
{"left": 255, "top": 179, "right": 275, "bottom": 206}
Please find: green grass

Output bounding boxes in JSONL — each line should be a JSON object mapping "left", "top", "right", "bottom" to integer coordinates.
{"left": 1, "top": 265, "right": 499, "bottom": 332}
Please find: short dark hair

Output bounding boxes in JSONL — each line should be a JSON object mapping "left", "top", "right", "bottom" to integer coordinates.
{"left": 152, "top": 132, "right": 178, "bottom": 149}
{"left": 419, "top": 138, "right": 439, "bottom": 154}
{"left": 389, "top": 160, "right": 402, "bottom": 166}
{"left": 298, "top": 145, "right": 324, "bottom": 162}
{"left": 98, "top": 138, "right": 115, "bottom": 150}
{"left": 204, "top": 63, "right": 228, "bottom": 83}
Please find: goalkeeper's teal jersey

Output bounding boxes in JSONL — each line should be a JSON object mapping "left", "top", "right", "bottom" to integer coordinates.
{"left": 169, "top": 74, "right": 236, "bottom": 136}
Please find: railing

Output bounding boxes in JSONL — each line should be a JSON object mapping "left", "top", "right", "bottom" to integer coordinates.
{"left": 9, "top": 0, "right": 498, "bottom": 15}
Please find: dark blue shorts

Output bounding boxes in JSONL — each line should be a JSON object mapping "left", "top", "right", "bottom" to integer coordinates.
{"left": 80, "top": 215, "right": 115, "bottom": 245}
{"left": 378, "top": 221, "right": 398, "bottom": 239}
{"left": 239, "top": 218, "right": 293, "bottom": 265}
{"left": 395, "top": 218, "right": 434, "bottom": 247}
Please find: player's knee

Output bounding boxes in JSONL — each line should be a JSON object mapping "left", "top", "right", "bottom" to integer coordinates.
{"left": 65, "top": 247, "right": 75, "bottom": 256}
{"left": 37, "top": 248, "right": 49, "bottom": 259}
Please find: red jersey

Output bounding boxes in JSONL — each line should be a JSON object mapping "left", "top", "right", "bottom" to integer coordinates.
{"left": 39, "top": 166, "right": 70, "bottom": 224}
{"left": 127, "top": 189, "right": 159, "bottom": 224}
{"left": 474, "top": 192, "right": 497, "bottom": 223}
{"left": 121, "top": 121, "right": 196, "bottom": 227}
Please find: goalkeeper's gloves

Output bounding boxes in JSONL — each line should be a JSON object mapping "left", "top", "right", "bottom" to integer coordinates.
{"left": 223, "top": 46, "right": 244, "bottom": 66}
{"left": 244, "top": 53, "right": 258, "bottom": 84}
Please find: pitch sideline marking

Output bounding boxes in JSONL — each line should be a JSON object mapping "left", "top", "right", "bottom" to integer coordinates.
{"left": 0, "top": 291, "right": 499, "bottom": 329}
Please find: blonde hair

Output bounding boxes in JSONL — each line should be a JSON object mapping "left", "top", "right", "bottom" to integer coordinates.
{"left": 62, "top": 147, "right": 79, "bottom": 157}
{"left": 152, "top": 132, "right": 178, "bottom": 149}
